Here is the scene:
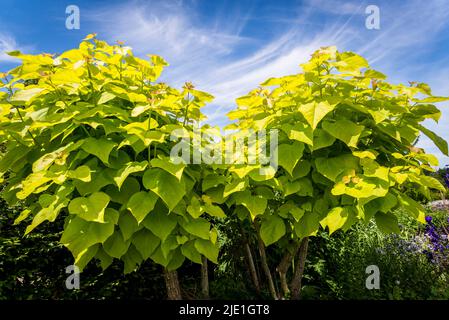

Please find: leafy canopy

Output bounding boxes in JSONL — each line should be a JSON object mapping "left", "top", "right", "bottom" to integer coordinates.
{"left": 223, "top": 46, "right": 448, "bottom": 248}
{"left": 0, "top": 39, "right": 447, "bottom": 275}
{"left": 0, "top": 34, "right": 219, "bottom": 273}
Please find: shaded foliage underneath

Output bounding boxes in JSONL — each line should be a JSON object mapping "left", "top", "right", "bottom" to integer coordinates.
{"left": 1, "top": 198, "right": 449, "bottom": 300}
{"left": 0, "top": 197, "right": 166, "bottom": 300}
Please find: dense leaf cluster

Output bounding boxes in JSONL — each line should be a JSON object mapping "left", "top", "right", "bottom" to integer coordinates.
{"left": 0, "top": 35, "right": 220, "bottom": 273}
{"left": 0, "top": 38, "right": 447, "bottom": 284}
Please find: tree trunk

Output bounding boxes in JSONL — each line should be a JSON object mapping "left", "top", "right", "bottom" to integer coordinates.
{"left": 164, "top": 269, "right": 182, "bottom": 300}
{"left": 276, "top": 242, "right": 300, "bottom": 299}
{"left": 255, "top": 221, "right": 278, "bottom": 300}
{"left": 239, "top": 223, "right": 261, "bottom": 295}
{"left": 290, "top": 237, "right": 309, "bottom": 300}
{"left": 201, "top": 256, "right": 209, "bottom": 299}
{"left": 244, "top": 242, "right": 261, "bottom": 294}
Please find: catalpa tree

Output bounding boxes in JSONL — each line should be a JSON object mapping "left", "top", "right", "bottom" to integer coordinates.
{"left": 0, "top": 37, "right": 447, "bottom": 300}
{"left": 0, "top": 35, "right": 223, "bottom": 299}
{"left": 223, "top": 46, "right": 448, "bottom": 299}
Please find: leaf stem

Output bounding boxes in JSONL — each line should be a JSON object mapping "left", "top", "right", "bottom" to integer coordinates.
{"left": 15, "top": 106, "right": 39, "bottom": 145}
{"left": 183, "top": 92, "right": 191, "bottom": 126}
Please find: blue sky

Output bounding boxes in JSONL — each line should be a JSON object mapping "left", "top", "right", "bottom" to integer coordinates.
{"left": 1, "top": 0, "right": 448, "bottom": 165}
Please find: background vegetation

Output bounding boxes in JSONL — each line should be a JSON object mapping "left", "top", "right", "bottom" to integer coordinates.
{"left": 1, "top": 195, "right": 448, "bottom": 299}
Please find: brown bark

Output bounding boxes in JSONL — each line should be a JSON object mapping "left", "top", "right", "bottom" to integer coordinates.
{"left": 255, "top": 221, "right": 278, "bottom": 300}
{"left": 276, "top": 241, "right": 300, "bottom": 298}
{"left": 164, "top": 269, "right": 182, "bottom": 300}
{"left": 244, "top": 242, "right": 261, "bottom": 294}
{"left": 239, "top": 223, "right": 261, "bottom": 294}
{"left": 201, "top": 256, "right": 209, "bottom": 299}
{"left": 290, "top": 237, "right": 309, "bottom": 300}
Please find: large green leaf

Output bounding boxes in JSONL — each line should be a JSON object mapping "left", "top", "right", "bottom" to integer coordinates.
{"left": 335, "top": 52, "right": 368, "bottom": 72}
{"left": 81, "top": 137, "right": 117, "bottom": 164}
{"left": 194, "top": 239, "right": 218, "bottom": 264}
{"left": 132, "top": 229, "right": 160, "bottom": 260}
{"left": 74, "top": 245, "right": 99, "bottom": 271}
{"left": 418, "top": 124, "right": 448, "bottom": 156}
{"left": 315, "top": 154, "right": 359, "bottom": 182}
{"left": 234, "top": 190, "right": 267, "bottom": 220}
{"left": 150, "top": 158, "right": 185, "bottom": 180}
{"left": 103, "top": 232, "right": 130, "bottom": 258}
{"left": 142, "top": 207, "right": 177, "bottom": 241}
{"left": 98, "top": 92, "right": 116, "bottom": 105}
{"left": 281, "top": 122, "right": 313, "bottom": 146}
{"left": 180, "top": 218, "right": 210, "bottom": 240}
{"left": 312, "top": 129, "right": 335, "bottom": 150}
{"left": 68, "top": 165, "right": 91, "bottom": 182}
{"left": 74, "top": 167, "right": 115, "bottom": 196}
{"left": 11, "top": 87, "right": 45, "bottom": 103}
{"left": 202, "top": 174, "right": 226, "bottom": 191}
{"left": 332, "top": 175, "right": 389, "bottom": 199}
{"left": 223, "top": 179, "right": 246, "bottom": 198}
{"left": 25, "top": 191, "right": 71, "bottom": 235}
{"left": 25, "top": 203, "right": 65, "bottom": 235}
{"left": 150, "top": 246, "right": 185, "bottom": 270}
{"left": 166, "top": 249, "right": 186, "bottom": 271}
{"left": 297, "top": 178, "right": 313, "bottom": 196}
{"left": 161, "top": 235, "right": 179, "bottom": 258}
{"left": 415, "top": 96, "right": 449, "bottom": 103}
{"left": 104, "top": 177, "right": 140, "bottom": 205}
{"left": 319, "top": 207, "right": 349, "bottom": 235}
{"left": 16, "top": 172, "right": 51, "bottom": 200}
{"left": 68, "top": 192, "right": 110, "bottom": 222}
{"left": 203, "top": 203, "right": 226, "bottom": 218}
{"left": 32, "top": 141, "right": 84, "bottom": 172}
{"left": 294, "top": 212, "right": 321, "bottom": 238}
{"left": 127, "top": 191, "right": 158, "bottom": 223}
{"left": 142, "top": 168, "right": 186, "bottom": 211}
{"left": 298, "top": 100, "right": 336, "bottom": 129}
{"left": 187, "top": 197, "right": 203, "bottom": 218}
{"left": 112, "top": 161, "right": 148, "bottom": 189}
{"left": 23, "top": 185, "right": 74, "bottom": 234}
{"left": 122, "top": 245, "right": 143, "bottom": 274}
{"left": 322, "top": 120, "right": 364, "bottom": 148}
{"left": 118, "top": 212, "right": 139, "bottom": 241}
{"left": 395, "top": 192, "right": 426, "bottom": 223}
{"left": 260, "top": 215, "right": 286, "bottom": 246}
{"left": 181, "top": 241, "right": 202, "bottom": 264}
{"left": 61, "top": 215, "right": 115, "bottom": 257}
{"left": 276, "top": 142, "right": 304, "bottom": 176}
{"left": 95, "top": 248, "right": 113, "bottom": 270}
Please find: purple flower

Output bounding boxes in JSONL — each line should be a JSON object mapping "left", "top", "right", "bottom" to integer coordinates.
{"left": 425, "top": 216, "right": 433, "bottom": 223}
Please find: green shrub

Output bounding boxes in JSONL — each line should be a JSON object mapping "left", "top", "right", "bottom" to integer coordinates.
{"left": 302, "top": 209, "right": 449, "bottom": 300}
{"left": 0, "top": 196, "right": 167, "bottom": 300}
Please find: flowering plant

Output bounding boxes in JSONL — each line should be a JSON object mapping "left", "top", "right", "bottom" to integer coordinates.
{"left": 422, "top": 215, "right": 449, "bottom": 268}
{"left": 380, "top": 213, "right": 449, "bottom": 269}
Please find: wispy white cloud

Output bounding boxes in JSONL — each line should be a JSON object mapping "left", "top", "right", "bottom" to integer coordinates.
{"left": 0, "top": 33, "right": 21, "bottom": 62}
{"left": 357, "top": 2, "right": 449, "bottom": 65}
{"left": 304, "top": 0, "right": 365, "bottom": 15}
{"left": 85, "top": 0, "right": 248, "bottom": 79}
{"left": 0, "top": 30, "right": 35, "bottom": 65}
